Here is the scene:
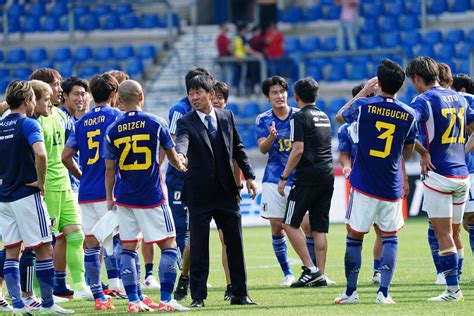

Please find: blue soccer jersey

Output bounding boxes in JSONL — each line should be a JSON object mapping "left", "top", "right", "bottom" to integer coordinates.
{"left": 461, "top": 92, "right": 474, "bottom": 173}
{"left": 343, "top": 96, "right": 417, "bottom": 200}
{"left": 103, "top": 110, "right": 174, "bottom": 208}
{"left": 0, "top": 114, "right": 43, "bottom": 202}
{"left": 66, "top": 106, "right": 121, "bottom": 203}
{"left": 411, "top": 86, "right": 473, "bottom": 177}
{"left": 256, "top": 107, "right": 298, "bottom": 185}
{"left": 165, "top": 97, "right": 192, "bottom": 190}
{"left": 337, "top": 123, "right": 357, "bottom": 162}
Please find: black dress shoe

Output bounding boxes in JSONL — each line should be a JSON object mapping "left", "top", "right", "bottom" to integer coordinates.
{"left": 230, "top": 296, "right": 258, "bottom": 305}
{"left": 190, "top": 299, "right": 205, "bottom": 307}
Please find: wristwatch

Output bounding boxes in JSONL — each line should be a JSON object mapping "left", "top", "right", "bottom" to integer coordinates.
{"left": 238, "top": 184, "right": 244, "bottom": 190}
{"left": 280, "top": 174, "right": 288, "bottom": 181}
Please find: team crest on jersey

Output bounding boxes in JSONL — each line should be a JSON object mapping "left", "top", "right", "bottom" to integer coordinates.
{"left": 128, "top": 112, "right": 136, "bottom": 116}
{"left": 94, "top": 107, "right": 101, "bottom": 112}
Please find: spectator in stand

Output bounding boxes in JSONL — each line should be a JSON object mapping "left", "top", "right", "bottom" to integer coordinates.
{"left": 216, "top": 22, "right": 233, "bottom": 87}
{"left": 263, "top": 23, "right": 285, "bottom": 77}
{"left": 336, "top": 0, "right": 360, "bottom": 51}
{"left": 258, "top": 0, "right": 277, "bottom": 32}
{"left": 249, "top": 26, "right": 266, "bottom": 94}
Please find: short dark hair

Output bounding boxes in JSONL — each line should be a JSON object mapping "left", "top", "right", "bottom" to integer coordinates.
{"left": 405, "top": 56, "right": 439, "bottom": 85}
{"left": 186, "top": 75, "right": 214, "bottom": 94}
{"left": 452, "top": 73, "right": 474, "bottom": 94}
{"left": 213, "top": 81, "right": 229, "bottom": 102}
{"left": 6, "top": 80, "right": 34, "bottom": 110}
{"left": 185, "top": 67, "right": 213, "bottom": 86}
{"left": 293, "top": 77, "right": 319, "bottom": 103}
{"left": 62, "top": 77, "right": 90, "bottom": 95}
{"left": 377, "top": 59, "right": 405, "bottom": 95}
{"left": 261, "top": 76, "right": 288, "bottom": 97}
{"left": 351, "top": 83, "right": 376, "bottom": 98}
{"left": 437, "top": 63, "right": 452, "bottom": 87}
{"left": 29, "top": 68, "right": 62, "bottom": 84}
{"left": 90, "top": 73, "right": 119, "bottom": 104}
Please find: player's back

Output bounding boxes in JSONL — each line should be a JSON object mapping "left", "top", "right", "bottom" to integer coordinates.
{"left": 105, "top": 110, "right": 174, "bottom": 207}
{"left": 412, "top": 86, "right": 469, "bottom": 177}
{"left": 348, "top": 96, "right": 416, "bottom": 200}
{"left": 0, "top": 114, "right": 40, "bottom": 201}
{"left": 73, "top": 106, "right": 121, "bottom": 203}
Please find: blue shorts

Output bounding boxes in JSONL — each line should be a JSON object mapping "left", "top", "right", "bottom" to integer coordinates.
{"left": 167, "top": 189, "right": 188, "bottom": 232}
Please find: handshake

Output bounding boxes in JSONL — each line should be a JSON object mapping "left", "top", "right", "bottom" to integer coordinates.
{"left": 175, "top": 153, "right": 188, "bottom": 173}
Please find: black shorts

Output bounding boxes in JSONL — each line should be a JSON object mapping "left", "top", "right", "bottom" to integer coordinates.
{"left": 284, "top": 180, "right": 334, "bottom": 233}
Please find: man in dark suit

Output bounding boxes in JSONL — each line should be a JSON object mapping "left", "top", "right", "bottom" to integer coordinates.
{"left": 175, "top": 73, "right": 258, "bottom": 307}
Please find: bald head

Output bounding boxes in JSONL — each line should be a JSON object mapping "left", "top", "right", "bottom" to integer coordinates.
{"left": 118, "top": 80, "right": 143, "bottom": 109}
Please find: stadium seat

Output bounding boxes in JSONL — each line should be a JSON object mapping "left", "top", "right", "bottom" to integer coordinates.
{"left": 78, "top": 66, "right": 100, "bottom": 79}
{"left": 75, "top": 46, "right": 93, "bottom": 62}
{"left": 29, "top": 47, "right": 48, "bottom": 63}
{"left": 428, "top": 0, "right": 448, "bottom": 14}
{"left": 405, "top": 0, "right": 422, "bottom": 14}
{"left": 320, "top": 36, "right": 337, "bottom": 51}
{"left": 36, "top": 61, "right": 54, "bottom": 69}
{"left": 140, "top": 14, "right": 160, "bottom": 28}
{"left": 56, "top": 60, "right": 75, "bottom": 78}
{"left": 360, "top": 18, "right": 377, "bottom": 33}
{"left": 400, "top": 31, "right": 421, "bottom": 46}
{"left": 102, "top": 14, "right": 121, "bottom": 30}
{"left": 349, "top": 64, "right": 368, "bottom": 80}
{"left": 327, "top": 63, "right": 346, "bottom": 81}
{"left": 329, "top": 98, "right": 347, "bottom": 112}
{"left": 316, "top": 100, "right": 326, "bottom": 111}
{"left": 423, "top": 30, "right": 443, "bottom": 45}
{"left": 352, "top": 55, "right": 371, "bottom": 64}
{"left": 74, "top": 6, "right": 90, "bottom": 17}
{"left": 380, "top": 32, "right": 399, "bottom": 49}
{"left": 358, "top": 33, "right": 379, "bottom": 49}
{"left": 240, "top": 102, "right": 261, "bottom": 118}
{"left": 331, "top": 57, "right": 349, "bottom": 65}
{"left": 121, "top": 14, "right": 139, "bottom": 29}
{"left": 8, "top": 3, "right": 24, "bottom": 19}
{"left": 21, "top": 17, "right": 41, "bottom": 33}
{"left": 450, "top": 0, "right": 470, "bottom": 12}
{"left": 12, "top": 68, "right": 32, "bottom": 81}
{"left": 114, "top": 4, "right": 133, "bottom": 15}
{"left": 385, "top": 1, "right": 404, "bottom": 16}
{"left": 126, "top": 57, "right": 144, "bottom": 77}
{"left": 306, "top": 66, "right": 323, "bottom": 81}
{"left": 0, "top": 79, "right": 11, "bottom": 94}
{"left": 27, "top": 2, "right": 46, "bottom": 18}
{"left": 284, "top": 37, "right": 301, "bottom": 55}
{"left": 79, "top": 15, "right": 100, "bottom": 31}
{"left": 0, "top": 68, "right": 9, "bottom": 77}
{"left": 301, "top": 36, "right": 320, "bottom": 53}
{"left": 467, "top": 28, "right": 474, "bottom": 44}
{"left": 60, "top": 17, "right": 80, "bottom": 31}
{"left": 138, "top": 44, "right": 157, "bottom": 60}
{"left": 436, "top": 43, "right": 456, "bottom": 61}
{"left": 399, "top": 15, "right": 420, "bottom": 31}
{"left": 172, "top": 13, "right": 180, "bottom": 28}
{"left": 115, "top": 45, "right": 134, "bottom": 60}
{"left": 283, "top": 6, "right": 303, "bottom": 23}
{"left": 52, "top": 47, "right": 72, "bottom": 62}
{"left": 93, "top": 5, "right": 111, "bottom": 16}
{"left": 362, "top": 2, "right": 383, "bottom": 17}
{"left": 379, "top": 16, "right": 398, "bottom": 32}
{"left": 457, "top": 59, "right": 469, "bottom": 73}
{"left": 50, "top": 2, "right": 68, "bottom": 17}
{"left": 42, "top": 16, "right": 60, "bottom": 32}
{"left": 306, "top": 57, "right": 330, "bottom": 69}
{"left": 6, "top": 48, "right": 27, "bottom": 64}
{"left": 456, "top": 42, "right": 472, "bottom": 59}
{"left": 321, "top": 5, "right": 340, "bottom": 20}
{"left": 303, "top": 5, "right": 322, "bottom": 22}
{"left": 241, "top": 129, "right": 257, "bottom": 148}
{"left": 95, "top": 46, "right": 114, "bottom": 61}
{"left": 445, "top": 28, "right": 464, "bottom": 44}
{"left": 225, "top": 102, "right": 240, "bottom": 115}
{"left": 102, "top": 64, "right": 122, "bottom": 73}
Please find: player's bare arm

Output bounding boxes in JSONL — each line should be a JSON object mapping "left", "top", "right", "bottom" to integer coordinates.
{"left": 336, "top": 77, "right": 378, "bottom": 122}
{"left": 105, "top": 159, "right": 117, "bottom": 210}
{"left": 414, "top": 140, "right": 435, "bottom": 176}
{"left": 339, "top": 152, "right": 352, "bottom": 179}
{"left": 465, "top": 133, "right": 474, "bottom": 154}
{"left": 258, "top": 121, "right": 277, "bottom": 154}
{"left": 26, "top": 141, "right": 48, "bottom": 195}
{"left": 165, "top": 148, "right": 187, "bottom": 172}
{"left": 61, "top": 147, "right": 82, "bottom": 180}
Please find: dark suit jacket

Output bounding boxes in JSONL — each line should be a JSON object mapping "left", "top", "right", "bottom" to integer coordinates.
{"left": 175, "top": 108, "right": 255, "bottom": 207}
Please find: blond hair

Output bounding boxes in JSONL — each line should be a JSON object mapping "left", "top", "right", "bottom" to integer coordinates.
{"left": 29, "top": 79, "right": 53, "bottom": 100}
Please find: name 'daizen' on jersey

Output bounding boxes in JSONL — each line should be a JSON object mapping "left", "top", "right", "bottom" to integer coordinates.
{"left": 312, "top": 116, "right": 330, "bottom": 127}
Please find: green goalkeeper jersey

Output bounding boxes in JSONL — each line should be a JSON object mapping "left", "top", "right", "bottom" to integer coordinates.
{"left": 38, "top": 106, "right": 71, "bottom": 191}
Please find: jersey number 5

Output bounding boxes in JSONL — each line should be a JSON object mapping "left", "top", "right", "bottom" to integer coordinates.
{"left": 369, "top": 121, "right": 395, "bottom": 158}
{"left": 441, "top": 107, "right": 465, "bottom": 144}
{"left": 114, "top": 134, "right": 152, "bottom": 171}
{"left": 87, "top": 129, "right": 101, "bottom": 165}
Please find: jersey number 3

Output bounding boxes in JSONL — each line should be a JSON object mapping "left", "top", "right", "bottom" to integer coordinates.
{"left": 114, "top": 134, "right": 152, "bottom": 171}
{"left": 369, "top": 121, "right": 395, "bottom": 158}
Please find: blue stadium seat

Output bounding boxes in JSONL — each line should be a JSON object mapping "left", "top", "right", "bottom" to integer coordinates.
{"left": 0, "top": 68, "right": 9, "bottom": 77}
{"left": 399, "top": 15, "right": 420, "bottom": 31}
{"left": 79, "top": 15, "right": 100, "bottom": 31}
{"left": 423, "top": 30, "right": 443, "bottom": 45}
{"left": 27, "top": 2, "right": 46, "bottom": 18}
{"left": 360, "top": 18, "right": 377, "bottom": 33}
{"left": 428, "top": 0, "right": 448, "bottom": 14}
{"left": 241, "top": 102, "right": 261, "bottom": 118}
{"left": 241, "top": 129, "right": 257, "bottom": 148}
{"left": 8, "top": 3, "right": 24, "bottom": 19}
{"left": 29, "top": 47, "right": 48, "bottom": 63}
{"left": 320, "top": 0, "right": 333, "bottom": 5}
{"left": 457, "top": 60, "right": 469, "bottom": 73}
{"left": 73, "top": 6, "right": 90, "bottom": 19}
{"left": 0, "top": 79, "right": 11, "bottom": 94}
{"left": 451, "top": 0, "right": 471, "bottom": 12}
{"left": 301, "top": 36, "right": 320, "bottom": 53}
{"left": 306, "top": 66, "right": 323, "bottom": 81}
{"left": 120, "top": 14, "right": 139, "bottom": 29}
{"left": 116, "top": 45, "right": 134, "bottom": 60}
{"left": 405, "top": 0, "right": 422, "bottom": 14}
{"left": 303, "top": 5, "right": 322, "bottom": 22}
{"left": 436, "top": 43, "right": 456, "bottom": 61}
{"left": 329, "top": 98, "right": 347, "bottom": 112}
{"left": 379, "top": 16, "right": 398, "bottom": 32}
{"left": 52, "top": 47, "right": 72, "bottom": 62}
{"left": 75, "top": 46, "right": 93, "bottom": 62}
{"left": 321, "top": 4, "right": 340, "bottom": 20}
{"left": 284, "top": 37, "right": 301, "bottom": 55}
{"left": 456, "top": 42, "right": 473, "bottom": 59}
{"left": 42, "top": 16, "right": 60, "bottom": 32}
{"left": 7, "top": 18, "right": 20, "bottom": 33}
{"left": 352, "top": 55, "right": 371, "bottom": 64}
{"left": 306, "top": 57, "right": 330, "bottom": 69}
{"left": 102, "top": 64, "right": 122, "bottom": 73}
{"left": 21, "top": 17, "right": 41, "bottom": 33}
{"left": 467, "top": 28, "right": 474, "bottom": 44}
{"left": 400, "top": 31, "right": 421, "bottom": 46}
{"left": 320, "top": 36, "right": 337, "bottom": 51}
{"left": 445, "top": 28, "right": 464, "bottom": 44}
{"left": 331, "top": 57, "right": 349, "bottom": 65}
{"left": 56, "top": 60, "right": 75, "bottom": 78}
{"left": 126, "top": 58, "right": 144, "bottom": 77}
{"left": 172, "top": 13, "right": 180, "bottom": 28}
{"left": 327, "top": 63, "right": 346, "bottom": 81}
{"left": 316, "top": 100, "right": 326, "bottom": 111}
{"left": 50, "top": 2, "right": 68, "bottom": 18}
{"left": 95, "top": 46, "right": 114, "bottom": 61}
{"left": 36, "top": 61, "right": 54, "bottom": 69}
{"left": 102, "top": 14, "right": 121, "bottom": 30}
{"left": 283, "top": 6, "right": 303, "bottom": 23}
{"left": 93, "top": 5, "right": 111, "bottom": 16}
{"left": 385, "top": 1, "right": 404, "bottom": 16}
{"left": 359, "top": 34, "right": 378, "bottom": 49}
{"left": 349, "top": 64, "right": 368, "bottom": 80}
{"left": 138, "top": 44, "right": 156, "bottom": 60}
{"left": 140, "top": 14, "right": 160, "bottom": 28}
{"left": 78, "top": 66, "right": 100, "bottom": 79}
{"left": 362, "top": 2, "right": 383, "bottom": 17}
{"left": 12, "top": 68, "right": 31, "bottom": 80}
{"left": 60, "top": 16, "right": 80, "bottom": 31}
{"left": 6, "top": 48, "right": 26, "bottom": 64}
{"left": 225, "top": 102, "right": 240, "bottom": 115}
{"left": 380, "top": 31, "right": 399, "bottom": 48}
{"left": 0, "top": 51, "right": 3, "bottom": 62}
{"left": 114, "top": 4, "right": 133, "bottom": 15}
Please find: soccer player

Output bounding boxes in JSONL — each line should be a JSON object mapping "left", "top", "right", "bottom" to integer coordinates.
{"left": 103, "top": 80, "right": 189, "bottom": 312}
{"left": 29, "top": 68, "right": 90, "bottom": 300}
{"left": 62, "top": 73, "right": 122, "bottom": 310}
{"left": 334, "top": 59, "right": 416, "bottom": 304}
{"left": 277, "top": 77, "right": 333, "bottom": 288}
{"left": 338, "top": 82, "right": 383, "bottom": 284}
{"left": 0, "top": 80, "right": 73, "bottom": 314}
{"left": 256, "top": 76, "right": 296, "bottom": 286}
{"left": 407, "top": 56, "right": 473, "bottom": 302}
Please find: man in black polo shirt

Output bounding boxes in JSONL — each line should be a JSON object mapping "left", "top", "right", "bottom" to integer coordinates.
{"left": 277, "top": 77, "right": 334, "bottom": 287}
